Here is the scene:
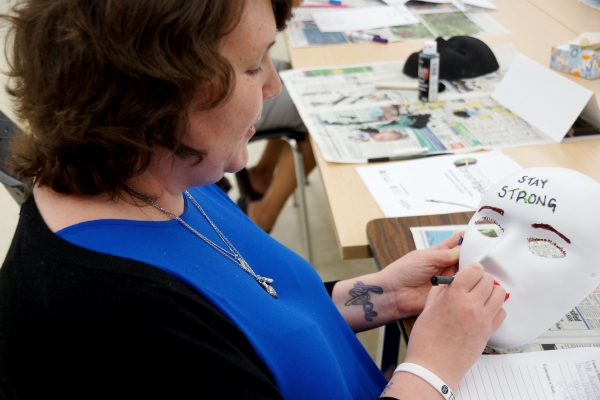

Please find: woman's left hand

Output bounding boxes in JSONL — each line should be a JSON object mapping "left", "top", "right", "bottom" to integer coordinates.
{"left": 330, "top": 232, "right": 462, "bottom": 332}
{"left": 381, "top": 232, "right": 462, "bottom": 319}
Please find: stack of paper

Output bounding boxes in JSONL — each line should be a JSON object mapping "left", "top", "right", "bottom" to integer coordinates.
{"left": 456, "top": 348, "right": 600, "bottom": 399}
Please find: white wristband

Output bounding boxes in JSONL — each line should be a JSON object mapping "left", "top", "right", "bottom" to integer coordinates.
{"left": 394, "top": 363, "right": 455, "bottom": 400}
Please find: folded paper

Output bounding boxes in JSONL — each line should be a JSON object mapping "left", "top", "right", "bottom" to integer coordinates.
{"left": 492, "top": 54, "right": 600, "bottom": 142}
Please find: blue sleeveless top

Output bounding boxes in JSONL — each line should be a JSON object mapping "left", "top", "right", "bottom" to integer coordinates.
{"left": 57, "top": 184, "right": 386, "bottom": 399}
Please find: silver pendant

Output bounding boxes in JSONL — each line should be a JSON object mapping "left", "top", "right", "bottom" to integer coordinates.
{"left": 257, "top": 276, "right": 278, "bottom": 298}
{"left": 239, "top": 258, "right": 277, "bottom": 298}
{"left": 238, "top": 258, "right": 252, "bottom": 273}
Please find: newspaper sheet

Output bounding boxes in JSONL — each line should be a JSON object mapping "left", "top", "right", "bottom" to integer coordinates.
{"left": 281, "top": 45, "right": 558, "bottom": 163}
{"left": 410, "top": 225, "right": 600, "bottom": 353}
{"left": 306, "top": 97, "right": 550, "bottom": 161}
{"left": 288, "top": 1, "right": 509, "bottom": 48}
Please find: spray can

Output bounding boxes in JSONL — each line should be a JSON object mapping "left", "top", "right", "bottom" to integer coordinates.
{"left": 418, "top": 41, "right": 440, "bottom": 102}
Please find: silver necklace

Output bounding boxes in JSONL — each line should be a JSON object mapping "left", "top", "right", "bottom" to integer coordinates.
{"left": 126, "top": 185, "right": 277, "bottom": 298}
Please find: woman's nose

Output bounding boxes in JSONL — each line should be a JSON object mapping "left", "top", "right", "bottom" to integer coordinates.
{"left": 263, "top": 59, "right": 282, "bottom": 100}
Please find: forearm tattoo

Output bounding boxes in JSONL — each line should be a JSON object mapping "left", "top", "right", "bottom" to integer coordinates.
{"left": 344, "top": 281, "right": 383, "bottom": 321}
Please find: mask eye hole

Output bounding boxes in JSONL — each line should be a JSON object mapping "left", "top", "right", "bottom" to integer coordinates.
{"left": 527, "top": 237, "right": 566, "bottom": 258}
{"left": 474, "top": 216, "right": 504, "bottom": 237}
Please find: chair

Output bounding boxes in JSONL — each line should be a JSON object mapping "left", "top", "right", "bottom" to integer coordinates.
{"left": 237, "top": 128, "right": 312, "bottom": 263}
{"left": 0, "top": 110, "right": 24, "bottom": 205}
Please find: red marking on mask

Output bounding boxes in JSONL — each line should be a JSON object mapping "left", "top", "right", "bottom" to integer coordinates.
{"left": 493, "top": 280, "right": 510, "bottom": 302}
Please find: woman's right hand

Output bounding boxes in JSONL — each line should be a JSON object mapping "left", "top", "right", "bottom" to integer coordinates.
{"left": 383, "top": 262, "right": 506, "bottom": 398}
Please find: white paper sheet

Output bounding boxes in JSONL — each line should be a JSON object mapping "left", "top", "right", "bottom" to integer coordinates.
{"left": 456, "top": 347, "right": 600, "bottom": 399}
{"left": 356, "top": 150, "right": 522, "bottom": 218}
{"left": 312, "top": 6, "right": 418, "bottom": 32}
{"left": 492, "top": 54, "right": 597, "bottom": 142}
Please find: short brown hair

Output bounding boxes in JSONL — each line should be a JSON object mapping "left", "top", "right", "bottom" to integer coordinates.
{"left": 5, "top": 0, "right": 293, "bottom": 198}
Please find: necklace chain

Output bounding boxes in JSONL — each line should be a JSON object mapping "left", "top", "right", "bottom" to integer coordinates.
{"left": 125, "top": 185, "right": 277, "bottom": 298}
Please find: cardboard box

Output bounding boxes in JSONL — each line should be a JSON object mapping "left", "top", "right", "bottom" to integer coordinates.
{"left": 550, "top": 43, "right": 600, "bottom": 80}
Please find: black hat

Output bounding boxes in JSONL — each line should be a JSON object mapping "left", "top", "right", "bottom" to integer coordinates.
{"left": 403, "top": 36, "right": 499, "bottom": 80}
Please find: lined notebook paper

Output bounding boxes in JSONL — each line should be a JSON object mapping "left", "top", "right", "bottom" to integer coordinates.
{"left": 457, "top": 348, "right": 600, "bottom": 399}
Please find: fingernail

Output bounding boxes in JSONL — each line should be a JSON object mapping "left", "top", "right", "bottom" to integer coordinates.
{"left": 458, "top": 237, "right": 463, "bottom": 246}
{"left": 493, "top": 280, "right": 510, "bottom": 301}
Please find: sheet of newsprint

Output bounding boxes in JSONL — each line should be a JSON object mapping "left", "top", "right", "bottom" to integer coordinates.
{"left": 287, "top": 1, "right": 509, "bottom": 48}
{"left": 280, "top": 45, "right": 554, "bottom": 163}
{"left": 411, "top": 225, "right": 600, "bottom": 354}
{"left": 355, "top": 150, "right": 522, "bottom": 217}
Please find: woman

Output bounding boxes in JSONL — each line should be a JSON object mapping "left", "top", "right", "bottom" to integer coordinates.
{"left": 0, "top": 0, "right": 506, "bottom": 399}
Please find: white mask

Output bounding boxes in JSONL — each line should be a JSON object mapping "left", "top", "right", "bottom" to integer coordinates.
{"left": 459, "top": 167, "right": 600, "bottom": 349}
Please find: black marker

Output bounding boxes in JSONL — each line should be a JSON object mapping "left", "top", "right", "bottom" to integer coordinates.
{"left": 430, "top": 276, "right": 454, "bottom": 285}
{"left": 367, "top": 152, "right": 444, "bottom": 163}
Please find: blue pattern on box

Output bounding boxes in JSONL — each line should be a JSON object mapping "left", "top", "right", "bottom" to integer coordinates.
{"left": 551, "top": 43, "right": 600, "bottom": 80}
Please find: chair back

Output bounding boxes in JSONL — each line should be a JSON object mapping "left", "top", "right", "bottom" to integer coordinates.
{"left": 0, "top": 111, "right": 24, "bottom": 205}
{"left": 249, "top": 129, "right": 305, "bottom": 143}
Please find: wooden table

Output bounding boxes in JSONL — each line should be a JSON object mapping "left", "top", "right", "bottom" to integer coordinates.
{"left": 287, "top": 0, "right": 600, "bottom": 259}
{"left": 526, "top": 0, "right": 600, "bottom": 34}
